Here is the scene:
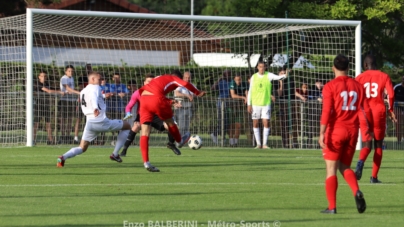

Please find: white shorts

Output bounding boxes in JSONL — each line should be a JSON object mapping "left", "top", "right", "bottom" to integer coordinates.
{"left": 82, "top": 118, "right": 124, "bottom": 142}
{"left": 252, "top": 105, "right": 271, "bottom": 120}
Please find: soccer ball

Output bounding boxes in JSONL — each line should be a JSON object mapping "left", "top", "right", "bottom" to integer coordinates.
{"left": 188, "top": 135, "right": 202, "bottom": 150}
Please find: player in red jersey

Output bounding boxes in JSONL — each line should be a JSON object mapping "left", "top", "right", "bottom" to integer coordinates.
{"left": 318, "top": 54, "right": 373, "bottom": 214}
{"left": 138, "top": 70, "right": 206, "bottom": 172}
{"left": 354, "top": 54, "right": 397, "bottom": 184}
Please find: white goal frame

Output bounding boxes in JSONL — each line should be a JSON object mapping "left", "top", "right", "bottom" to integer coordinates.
{"left": 26, "top": 8, "right": 362, "bottom": 147}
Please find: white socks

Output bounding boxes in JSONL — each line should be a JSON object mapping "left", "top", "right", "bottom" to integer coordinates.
{"left": 229, "top": 138, "right": 239, "bottom": 145}
{"left": 263, "top": 127, "right": 270, "bottom": 146}
{"left": 253, "top": 128, "right": 261, "bottom": 146}
{"left": 63, "top": 147, "right": 83, "bottom": 159}
{"left": 254, "top": 128, "right": 270, "bottom": 146}
{"left": 113, "top": 130, "right": 129, "bottom": 156}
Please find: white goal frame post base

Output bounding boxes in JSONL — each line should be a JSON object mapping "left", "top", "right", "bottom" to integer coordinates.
{"left": 25, "top": 8, "right": 361, "bottom": 148}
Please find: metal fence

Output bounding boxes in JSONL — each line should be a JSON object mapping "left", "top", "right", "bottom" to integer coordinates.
{"left": 5, "top": 91, "right": 404, "bottom": 150}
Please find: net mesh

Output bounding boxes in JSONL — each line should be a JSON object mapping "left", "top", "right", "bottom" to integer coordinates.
{"left": 2, "top": 12, "right": 399, "bottom": 150}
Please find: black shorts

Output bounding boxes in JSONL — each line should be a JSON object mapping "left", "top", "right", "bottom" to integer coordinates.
{"left": 136, "top": 114, "right": 165, "bottom": 132}
{"left": 58, "top": 100, "right": 78, "bottom": 118}
{"left": 34, "top": 104, "right": 51, "bottom": 122}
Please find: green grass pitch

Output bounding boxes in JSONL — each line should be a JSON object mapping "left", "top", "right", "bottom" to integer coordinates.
{"left": 0, "top": 146, "right": 403, "bottom": 227}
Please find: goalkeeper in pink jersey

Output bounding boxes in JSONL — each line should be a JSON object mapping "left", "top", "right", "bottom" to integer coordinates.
{"left": 119, "top": 74, "right": 180, "bottom": 156}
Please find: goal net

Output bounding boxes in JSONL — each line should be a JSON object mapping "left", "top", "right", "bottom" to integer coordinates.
{"left": 1, "top": 9, "right": 363, "bottom": 148}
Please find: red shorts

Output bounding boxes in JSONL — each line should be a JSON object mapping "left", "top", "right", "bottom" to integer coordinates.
{"left": 323, "top": 126, "right": 358, "bottom": 166}
{"left": 359, "top": 109, "right": 386, "bottom": 141}
{"left": 139, "top": 95, "right": 173, "bottom": 124}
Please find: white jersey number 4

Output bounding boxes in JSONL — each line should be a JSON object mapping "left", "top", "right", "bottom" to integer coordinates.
{"left": 340, "top": 91, "right": 357, "bottom": 111}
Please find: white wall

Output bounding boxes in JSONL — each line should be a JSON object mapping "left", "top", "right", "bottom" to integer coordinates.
{"left": 193, "top": 53, "right": 260, "bottom": 67}
{"left": 0, "top": 46, "right": 180, "bottom": 66}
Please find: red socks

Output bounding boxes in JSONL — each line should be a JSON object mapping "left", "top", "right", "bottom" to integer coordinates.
{"left": 359, "top": 147, "right": 371, "bottom": 162}
{"left": 325, "top": 176, "right": 338, "bottom": 209}
{"left": 342, "top": 169, "right": 359, "bottom": 196}
{"left": 140, "top": 136, "right": 149, "bottom": 163}
{"left": 372, "top": 148, "right": 383, "bottom": 178}
{"left": 168, "top": 125, "right": 181, "bottom": 143}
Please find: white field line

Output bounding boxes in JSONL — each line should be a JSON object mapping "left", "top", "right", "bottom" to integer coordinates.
{"left": 0, "top": 182, "right": 397, "bottom": 187}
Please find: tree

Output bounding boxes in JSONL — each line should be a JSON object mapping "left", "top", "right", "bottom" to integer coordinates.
{"left": 201, "top": 0, "right": 404, "bottom": 80}
{"left": 128, "top": 0, "right": 207, "bottom": 15}
{"left": 0, "top": 0, "right": 60, "bottom": 17}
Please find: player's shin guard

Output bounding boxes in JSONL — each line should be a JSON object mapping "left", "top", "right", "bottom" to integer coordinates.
{"left": 372, "top": 148, "right": 383, "bottom": 178}
{"left": 342, "top": 169, "right": 359, "bottom": 196}
{"left": 359, "top": 147, "right": 371, "bottom": 162}
{"left": 124, "top": 130, "right": 137, "bottom": 148}
{"left": 167, "top": 132, "right": 175, "bottom": 144}
{"left": 263, "top": 127, "right": 270, "bottom": 146}
{"left": 113, "top": 130, "right": 129, "bottom": 156}
{"left": 325, "top": 175, "right": 338, "bottom": 209}
{"left": 253, "top": 128, "right": 261, "bottom": 146}
{"left": 62, "top": 147, "right": 83, "bottom": 159}
{"left": 168, "top": 125, "right": 181, "bottom": 143}
{"left": 140, "top": 136, "right": 149, "bottom": 162}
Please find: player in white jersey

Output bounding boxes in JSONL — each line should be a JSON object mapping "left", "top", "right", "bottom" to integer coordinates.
{"left": 56, "top": 72, "right": 131, "bottom": 167}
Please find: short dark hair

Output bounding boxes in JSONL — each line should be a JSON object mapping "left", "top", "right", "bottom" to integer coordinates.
{"left": 257, "top": 61, "right": 265, "bottom": 66}
{"left": 65, "top": 65, "right": 74, "bottom": 70}
{"left": 364, "top": 54, "right": 377, "bottom": 69}
{"left": 333, "top": 54, "right": 349, "bottom": 71}
{"left": 171, "top": 70, "right": 183, "bottom": 78}
{"left": 145, "top": 73, "right": 155, "bottom": 80}
{"left": 113, "top": 72, "right": 120, "bottom": 76}
{"left": 39, "top": 70, "right": 47, "bottom": 75}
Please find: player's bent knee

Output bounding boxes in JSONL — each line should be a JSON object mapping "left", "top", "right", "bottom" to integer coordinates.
{"left": 122, "top": 121, "right": 131, "bottom": 130}
{"left": 80, "top": 141, "right": 90, "bottom": 152}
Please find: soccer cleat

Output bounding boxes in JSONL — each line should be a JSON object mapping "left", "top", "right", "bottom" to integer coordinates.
{"left": 320, "top": 208, "right": 337, "bottom": 214}
{"left": 109, "top": 154, "right": 122, "bottom": 163}
{"left": 355, "top": 160, "right": 364, "bottom": 180}
{"left": 167, "top": 142, "right": 181, "bottom": 155}
{"left": 370, "top": 177, "right": 382, "bottom": 184}
{"left": 47, "top": 140, "right": 54, "bottom": 145}
{"left": 144, "top": 163, "right": 160, "bottom": 172}
{"left": 262, "top": 145, "right": 270, "bottom": 149}
{"left": 73, "top": 139, "right": 80, "bottom": 145}
{"left": 176, "top": 132, "right": 191, "bottom": 148}
{"left": 57, "top": 156, "right": 65, "bottom": 168}
{"left": 123, "top": 112, "right": 133, "bottom": 120}
{"left": 355, "top": 190, "right": 366, "bottom": 213}
{"left": 120, "top": 148, "right": 127, "bottom": 157}
{"left": 254, "top": 145, "right": 262, "bottom": 149}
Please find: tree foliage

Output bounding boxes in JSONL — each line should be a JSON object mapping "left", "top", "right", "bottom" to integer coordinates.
{"left": 128, "top": 0, "right": 207, "bottom": 15}
{"left": 0, "top": 0, "right": 60, "bottom": 17}
{"left": 201, "top": 0, "right": 404, "bottom": 71}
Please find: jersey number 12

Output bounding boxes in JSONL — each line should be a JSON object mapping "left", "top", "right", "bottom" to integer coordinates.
{"left": 340, "top": 91, "right": 357, "bottom": 111}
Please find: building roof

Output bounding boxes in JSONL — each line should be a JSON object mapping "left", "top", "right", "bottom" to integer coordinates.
{"left": 44, "top": 0, "right": 154, "bottom": 14}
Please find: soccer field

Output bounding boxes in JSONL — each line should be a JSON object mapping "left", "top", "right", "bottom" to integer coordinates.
{"left": 0, "top": 146, "right": 403, "bottom": 227}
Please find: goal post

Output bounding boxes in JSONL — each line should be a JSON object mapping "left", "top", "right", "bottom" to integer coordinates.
{"left": 16, "top": 9, "right": 362, "bottom": 147}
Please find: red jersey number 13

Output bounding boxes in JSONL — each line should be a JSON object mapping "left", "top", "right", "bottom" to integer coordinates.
{"left": 364, "top": 82, "right": 378, "bottom": 98}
